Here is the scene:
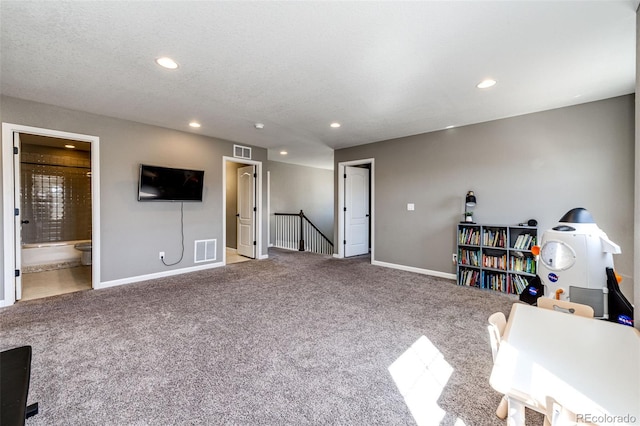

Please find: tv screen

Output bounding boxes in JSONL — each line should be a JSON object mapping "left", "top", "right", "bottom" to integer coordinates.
{"left": 138, "top": 164, "right": 204, "bottom": 201}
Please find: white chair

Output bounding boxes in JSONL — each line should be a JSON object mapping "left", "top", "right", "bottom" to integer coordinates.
{"left": 487, "top": 312, "right": 508, "bottom": 419}
{"left": 487, "top": 312, "right": 506, "bottom": 361}
{"left": 543, "top": 396, "right": 579, "bottom": 426}
{"left": 489, "top": 310, "right": 550, "bottom": 422}
{"left": 537, "top": 298, "right": 594, "bottom": 318}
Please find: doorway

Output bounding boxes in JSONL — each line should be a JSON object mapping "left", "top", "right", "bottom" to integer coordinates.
{"left": 337, "top": 159, "right": 374, "bottom": 260}
{"left": 223, "top": 157, "right": 263, "bottom": 265}
{"left": 2, "top": 123, "right": 100, "bottom": 306}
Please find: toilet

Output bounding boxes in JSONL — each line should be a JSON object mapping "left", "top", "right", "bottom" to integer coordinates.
{"left": 74, "top": 241, "right": 92, "bottom": 266}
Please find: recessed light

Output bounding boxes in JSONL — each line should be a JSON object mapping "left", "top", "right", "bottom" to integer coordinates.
{"left": 255, "top": 123, "right": 265, "bottom": 129}
{"left": 330, "top": 122, "right": 341, "bottom": 128}
{"left": 189, "top": 121, "right": 201, "bottom": 128}
{"left": 280, "top": 151, "right": 288, "bottom": 155}
{"left": 64, "top": 144, "right": 75, "bottom": 149}
{"left": 156, "top": 57, "right": 179, "bottom": 69}
{"left": 477, "top": 79, "right": 496, "bottom": 89}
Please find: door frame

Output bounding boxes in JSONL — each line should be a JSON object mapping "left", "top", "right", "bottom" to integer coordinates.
{"left": 222, "top": 156, "right": 263, "bottom": 264}
{"left": 336, "top": 158, "right": 375, "bottom": 261}
{"left": 236, "top": 164, "right": 256, "bottom": 259}
{"left": 2, "top": 123, "right": 101, "bottom": 306}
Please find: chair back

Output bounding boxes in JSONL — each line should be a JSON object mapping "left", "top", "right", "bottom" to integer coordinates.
{"left": 537, "top": 298, "right": 594, "bottom": 318}
{"left": 487, "top": 312, "right": 507, "bottom": 362}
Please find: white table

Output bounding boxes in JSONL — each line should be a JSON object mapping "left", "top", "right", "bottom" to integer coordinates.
{"left": 490, "top": 303, "right": 640, "bottom": 426}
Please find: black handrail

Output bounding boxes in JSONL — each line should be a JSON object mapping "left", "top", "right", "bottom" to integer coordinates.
{"left": 274, "top": 210, "right": 333, "bottom": 252}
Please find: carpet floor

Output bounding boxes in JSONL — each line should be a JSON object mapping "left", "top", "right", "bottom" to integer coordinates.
{"left": 1, "top": 248, "right": 543, "bottom": 425}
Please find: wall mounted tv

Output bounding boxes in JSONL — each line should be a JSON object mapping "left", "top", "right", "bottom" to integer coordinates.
{"left": 138, "top": 164, "right": 204, "bottom": 201}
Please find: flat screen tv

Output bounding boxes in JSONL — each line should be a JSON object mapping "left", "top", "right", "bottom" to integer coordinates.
{"left": 138, "top": 164, "right": 204, "bottom": 201}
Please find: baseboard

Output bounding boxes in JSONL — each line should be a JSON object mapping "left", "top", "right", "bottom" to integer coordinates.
{"left": 259, "top": 254, "right": 269, "bottom": 260}
{"left": 371, "top": 259, "right": 456, "bottom": 280}
{"left": 96, "top": 261, "right": 225, "bottom": 290}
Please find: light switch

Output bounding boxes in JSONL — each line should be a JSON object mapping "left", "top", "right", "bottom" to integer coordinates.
{"left": 407, "top": 203, "right": 415, "bottom": 211}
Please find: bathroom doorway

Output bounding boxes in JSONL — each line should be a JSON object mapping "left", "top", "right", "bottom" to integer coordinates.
{"left": 2, "top": 123, "right": 101, "bottom": 305}
{"left": 19, "top": 135, "right": 92, "bottom": 300}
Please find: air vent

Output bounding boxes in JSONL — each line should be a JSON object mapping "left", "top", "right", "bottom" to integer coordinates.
{"left": 233, "top": 144, "right": 252, "bottom": 160}
{"left": 194, "top": 239, "right": 216, "bottom": 263}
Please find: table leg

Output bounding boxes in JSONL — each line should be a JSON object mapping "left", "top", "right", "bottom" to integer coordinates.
{"left": 506, "top": 396, "right": 525, "bottom": 426}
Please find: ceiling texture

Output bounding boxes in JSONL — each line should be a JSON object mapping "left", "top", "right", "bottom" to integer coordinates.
{"left": 1, "top": 1, "right": 637, "bottom": 170}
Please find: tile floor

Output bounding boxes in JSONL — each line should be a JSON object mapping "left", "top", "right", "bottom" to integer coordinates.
{"left": 20, "top": 265, "right": 92, "bottom": 301}
{"left": 226, "top": 247, "right": 251, "bottom": 264}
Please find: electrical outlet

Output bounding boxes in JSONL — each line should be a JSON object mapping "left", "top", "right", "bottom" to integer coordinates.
{"left": 159, "top": 251, "right": 165, "bottom": 260}
{"left": 452, "top": 253, "right": 457, "bottom": 263}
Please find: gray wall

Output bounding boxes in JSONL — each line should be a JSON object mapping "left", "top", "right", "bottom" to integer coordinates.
{"left": 268, "top": 160, "right": 334, "bottom": 242}
{"left": 0, "top": 96, "right": 268, "bottom": 299}
{"left": 335, "top": 95, "right": 635, "bottom": 301}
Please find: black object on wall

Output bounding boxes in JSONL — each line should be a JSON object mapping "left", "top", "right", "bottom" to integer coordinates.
{"left": 138, "top": 164, "right": 204, "bottom": 202}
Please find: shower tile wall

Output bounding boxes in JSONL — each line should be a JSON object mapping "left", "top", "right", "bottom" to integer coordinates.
{"left": 21, "top": 143, "right": 91, "bottom": 244}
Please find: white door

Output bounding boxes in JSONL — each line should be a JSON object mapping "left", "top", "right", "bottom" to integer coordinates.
{"left": 13, "top": 132, "right": 23, "bottom": 299}
{"left": 344, "top": 166, "right": 370, "bottom": 257}
{"left": 237, "top": 165, "right": 256, "bottom": 258}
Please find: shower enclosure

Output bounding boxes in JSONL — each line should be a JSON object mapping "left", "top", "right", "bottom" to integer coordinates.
{"left": 20, "top": 141, "right": 92, "bottom": 273}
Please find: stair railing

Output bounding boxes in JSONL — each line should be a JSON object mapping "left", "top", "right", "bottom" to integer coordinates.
{"left": 274, "top": 210, "right": 334, "bottom": 255}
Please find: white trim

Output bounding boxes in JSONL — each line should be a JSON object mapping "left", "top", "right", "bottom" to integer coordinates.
{"left": 267, "top": 170, "right": 271, "bottom": 248}
{"left": 97, "top": 261, "right": 224, "bottom": 289}
{"left": 222, "top": 156, "right": 263, "bottom": 265}
{"left": 371, "top": 259, "right": 457, "bottom": 280}
{"left": 337, "top": 158, "right": 375, "bottom": 261}
{"left": 2, "top": 123, "right": 101, "bottom": 306}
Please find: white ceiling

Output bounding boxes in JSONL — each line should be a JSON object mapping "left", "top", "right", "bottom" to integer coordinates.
{"left": 1, "top": 1, "right": 637, "bottom": 170}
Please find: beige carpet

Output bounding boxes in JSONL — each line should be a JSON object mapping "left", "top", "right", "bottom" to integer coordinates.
{"left": 1, "top": 248, "right": 543, "bottom": 425}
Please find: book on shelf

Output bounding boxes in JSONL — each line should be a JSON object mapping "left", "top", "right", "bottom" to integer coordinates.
{"left": 513, "top": 233, "right": 535, "bottom": 250}
{"left": 483, "top": 228, "right": 507, "bottom": 248}
{"left": 459, "top": 248, "right": 480, "bottom": 267}
{"left": 509, "top": 256, "right": 536, "bottom": 274}
{"left": 482, "top": 253, "right": 507, "bottom": 270}
{"left": 509, "top": 274, "right": 529, "bottom": 295}
{"left": 459, "top": 268, "right": 480, "bottom": 287}
{"left": 458, "top": 227, "right": 480, "bottom": 245}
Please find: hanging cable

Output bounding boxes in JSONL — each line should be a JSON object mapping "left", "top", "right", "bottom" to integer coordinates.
{"left": 161, "top": 202, "right": 185, "bottom": 266}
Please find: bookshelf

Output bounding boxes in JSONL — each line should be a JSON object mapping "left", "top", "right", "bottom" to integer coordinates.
{"left": 456, "top": 223, "right": 537, "bottom": 295}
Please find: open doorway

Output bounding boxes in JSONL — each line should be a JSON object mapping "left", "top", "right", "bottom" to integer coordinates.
{"left": 223, "top": 157, "right": 263, "bottom": 265}
{"left": 19, "top": 135, "right": 92, "bottom": 300}
{"left": 2, "top": 123, "right": 100, "bottom": 306}
{"left": 337, "top": 159, "right": 374, "bottom": 260}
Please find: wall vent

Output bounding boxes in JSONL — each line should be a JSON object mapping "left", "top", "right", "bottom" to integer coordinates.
{"left": 233, "top": 144, "right": 252, "bottom": 160}
{"left": 194, "top": 239, "right": 216, "bottom": 263}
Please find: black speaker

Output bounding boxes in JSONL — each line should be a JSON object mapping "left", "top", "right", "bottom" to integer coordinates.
{"left": 528, "top": 219, "right": 538, "bottom": 227}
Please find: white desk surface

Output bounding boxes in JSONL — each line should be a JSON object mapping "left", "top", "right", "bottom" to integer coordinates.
{"left": 490, "top": 303, "right": 640, "bottom": 424}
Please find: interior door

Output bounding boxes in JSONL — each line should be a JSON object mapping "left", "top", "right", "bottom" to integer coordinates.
{"left": 344, "top": 165, "right": 370, "bottom": 257}
{"left": 13, "top": 132, "right": 22, "bottom": 300}
{"left": 236, "top": 165, "right": 256, "bottom": 258}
